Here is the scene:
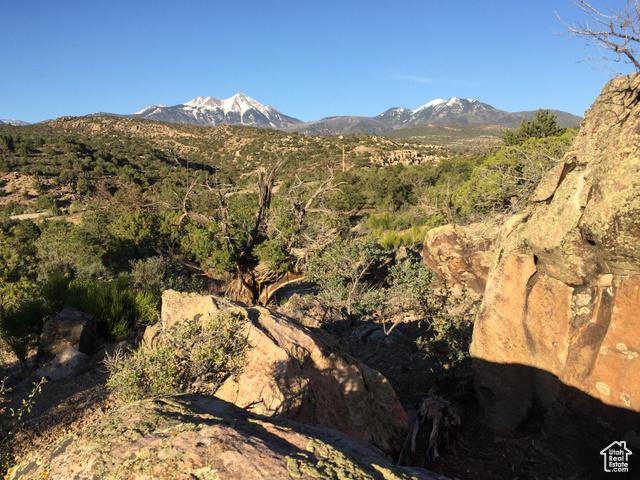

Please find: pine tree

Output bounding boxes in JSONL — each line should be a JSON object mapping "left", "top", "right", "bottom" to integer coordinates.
{"left": 502, "top": 109, "right": 566, "bottom": 146}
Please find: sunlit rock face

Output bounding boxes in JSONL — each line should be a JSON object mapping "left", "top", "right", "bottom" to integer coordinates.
{"left": 6, "top": 395, "right": 445, "bottom": 480}
{"left": 470, "top": 74, "right": 640, "bottom": 461}
{"left": 147, "top": 290, "right": 410, "bottom": 457}
{"left": 422, "top": 221, "right": 499, "bottom": 300}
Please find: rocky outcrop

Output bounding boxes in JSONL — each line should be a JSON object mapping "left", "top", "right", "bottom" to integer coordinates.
{"left": 422, "top": 221, "right": 498, "bottom": 298}
{"left": 470, "top": 75, "right": 640, "bottom": 463}
{"left": 374, "top": 149, "right": 438, "bottom": 166}
{"left": 6, "top": 394, "right": 446, "bottom": 480}
{"left": 145, "top": 290, "right": 410, "bottom": 457}
{"left": 37, "top": 307, "right": 97, "bottom": 364}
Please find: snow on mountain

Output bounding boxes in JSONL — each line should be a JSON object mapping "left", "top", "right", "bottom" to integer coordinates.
{"left": 0, "top": 119, "right": 29, "bottom": 126}
{"left": 287, "top": 96, "right": 581, "bottom": 135}
{"left": 183, "top": 93, "right": 275, "bottom": 119}
{"left": 133, "top": 93, "right": 302, "bottom": 129}
{"left": 373, "top": 97, "right": 510, "bottom": 130}
{"left": 412, "top": 98, "right": 445, "bottom": 113}
{"left": 134, "top": 105, "right": 167, "bottom": 115}
{"left": 74, "top": 94, "right": 581, "bottom": 136}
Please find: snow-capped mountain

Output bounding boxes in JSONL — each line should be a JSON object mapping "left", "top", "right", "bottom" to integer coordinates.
{"left": 78, "top": 94, "right": 581, "bottom": 135}
{"left": 131, "top": 93, "right": 302, "bottom": 129}
{"left": 376, "top": 97, "right": 529, "bottom": 129}
{"left": 0, "top": 119, "right": 29, "bottom": 126}
{"left": 284, "top": 97, "right": 582, "bottom": 135}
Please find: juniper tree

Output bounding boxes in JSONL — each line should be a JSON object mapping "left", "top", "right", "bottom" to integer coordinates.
{"left": 502, "top": 109, "right": 566, "bottom": 146}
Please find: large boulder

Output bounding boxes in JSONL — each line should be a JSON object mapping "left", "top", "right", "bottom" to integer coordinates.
{"left": 145, "top": 290, "right": 410, "bottom": 457}
{"left": 37, "top": 307, "right": 98, "bottom": 364}
{"left": 422, "top": 221, "right": 498, "bottom": 298}
{"left": 470, "top": 74, "right": 640, "bottom": 467}
{"left": 6, "top": 394, "right": 447, "bottom": 480}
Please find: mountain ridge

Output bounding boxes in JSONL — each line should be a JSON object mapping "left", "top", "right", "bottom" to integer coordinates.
{"left": 4, "top": 94, "right": 583, "bottom": 133}
{"left": 132, "top": 94, "right": 582, "bottom": 134}
{"left": 0, "top": 119, "right": 30, "bottom": 126}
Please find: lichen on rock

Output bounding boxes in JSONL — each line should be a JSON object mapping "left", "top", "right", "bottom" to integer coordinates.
{"left": 6, "top": 395, "right": 445, "bottom": 480}
{"left": 470, "top": 73, "right": 640, "bottom": 466}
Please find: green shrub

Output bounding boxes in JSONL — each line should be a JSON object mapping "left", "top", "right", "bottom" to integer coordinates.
{"left": 254, "top": 239, "right": 292, "bottom": 274}
{"left": 41, "top": 274, "right": 160, "bottom": 340}
{"left": 378, "top": 230, "right": 400, "bottom": 250}
{"left": 366, "top": 210, "right": 442, "bottom": 251}
{"left": 386, "top": 253, "right": 436, "bottom": 315}
{"left": 104, "top": 343, "right": 179, "bottom": 403}
{"left": 1, "top": 202, "right": 24, "bottom": 216}
{"left": 502, "top": 109, "right": 566, "bottom": 146}
{"left": 415, "top": 287, "right": 473, "bottom": 364}
{"left": 0, "top": 300, "right": 46, "bottom": 368}
{"left": 306, "top": 236, "right": 388, "bottom": 318}
{"left": 129, "top": 255, "right": 200, "bottom": 293}
{"left": 105, "top": 308, "right": 249, "bottom": 403}
{"left": 452, "top": 131, "right": 575, "bottom": 219}
{"left": 35, "top": 220, "right": 108, "bottom": 280}
{"left": 0, "top": 377, "right": 46, "bottom": 476}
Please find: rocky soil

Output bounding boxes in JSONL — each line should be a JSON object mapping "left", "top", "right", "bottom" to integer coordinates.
{"left": 2, "top": 313, "right": 587, "bottom": 479}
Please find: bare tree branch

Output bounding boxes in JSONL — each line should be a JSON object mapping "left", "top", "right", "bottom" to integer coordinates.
{"left": 245, "top": 154, "right": 288, "bottom": 254}
{"left": 558, "top": 0, "right": 640, "bottom": 72}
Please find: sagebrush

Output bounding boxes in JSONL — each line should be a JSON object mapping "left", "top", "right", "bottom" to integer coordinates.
{"left": 105, "top": 308, "right": 249, "bottom": 403}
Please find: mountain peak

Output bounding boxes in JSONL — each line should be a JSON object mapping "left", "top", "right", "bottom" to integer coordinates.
{"left": 132, "top": 94, "right": 301, "bottom": 129}
{"left": 184, "top": 96, "right": 219, "bottom": 108}
{"left": 124, "top": 94, "right": 579, "bottom": 135}
{"left": 413, "top": 99, "right": 445, "bottom": 113}
{"left": 221, "top": 93, "right": 265, "bottom": 116}
{"left": 184, "top": 94, "right": 266, "bottom": 116}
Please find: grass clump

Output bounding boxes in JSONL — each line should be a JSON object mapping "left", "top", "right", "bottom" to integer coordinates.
{"left": 42, "top": 270, "right": 160, "bottom": 340}
{"left": 105, "top": 308, "right": 250, "bottom": 403}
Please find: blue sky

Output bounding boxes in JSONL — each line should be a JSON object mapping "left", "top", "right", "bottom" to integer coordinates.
{"left": 0, "top": 0, "right": 634, "bottom": 123}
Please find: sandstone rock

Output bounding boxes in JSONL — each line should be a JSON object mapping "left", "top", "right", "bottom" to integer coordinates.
{"left": 279, "top": 292, "right": 323, "bottom": 328}
{"left": 34, "top": 346, "right": 89, "bottom": 381}
{"left": 147, "top": 290, "right": 410, "bottom": 457}
{"left": 6, "top": 394, "right": 447, "bottom": 480}
{"left": 422, "top": 221, "right": 498, "bottom": 298}
{"left": 37, "top": 307, "right": 98, "bottom": 364}
{"left": 143, "top": 291, "right": 237, "bottom": 348}
{"left": 470, "top": 74, "right": 640, "bottom": 464}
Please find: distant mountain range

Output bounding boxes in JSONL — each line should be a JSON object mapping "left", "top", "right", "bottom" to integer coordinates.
{"left": 127, "top": 94, "right": 583, "bottom": 134}
{"left": 0, "top": 119, "right": 30, "bottom": 126}
{"left": 3, "top": 94, "right": 583, "bottom": 134}
{"left": 282, "top": 97, "right": 582, "bottom": 135}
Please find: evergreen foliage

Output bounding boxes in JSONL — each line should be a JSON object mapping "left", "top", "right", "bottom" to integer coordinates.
{"left": 0, "top": 115, "right": 575, "bottom": 372}
{"left": 104, "top": 308, "right": 249, "bottom": 403}
{"left": 502, "top": 109, "right": 567, "bottom": 146}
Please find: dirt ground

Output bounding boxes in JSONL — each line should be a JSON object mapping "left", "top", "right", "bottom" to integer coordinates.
{"left": 1, "top": 322, "right": 590, "bottom": 480}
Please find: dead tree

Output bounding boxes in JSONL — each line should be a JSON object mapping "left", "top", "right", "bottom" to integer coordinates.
{"left": 285, "top": 164, "right": 345, "bottom": 241}
{"left": 559, "top": 0, "right": 640, "bottom": 72}
{"left": 245, "top": 155, "right": 288, "bottom": 255}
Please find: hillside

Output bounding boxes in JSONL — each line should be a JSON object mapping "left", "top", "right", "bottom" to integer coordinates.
{"left": 384, "top": 124, "right": 507, "bottom": 151}
{"left": 284, "top": 99, "right": 582, "bottom": 136}
{"left": 0, "top": 115, "right": 448, "bottom": 216}
{"left": 0, "top": 103, "right": 591, "bottom": 479}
